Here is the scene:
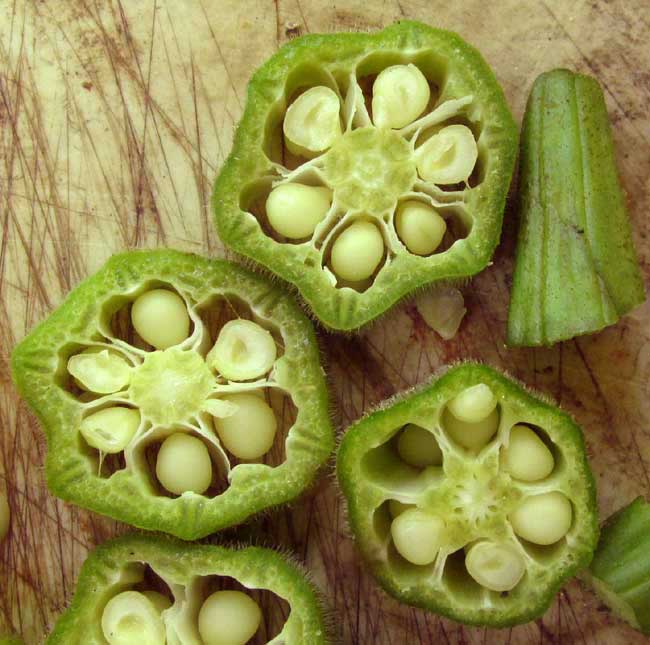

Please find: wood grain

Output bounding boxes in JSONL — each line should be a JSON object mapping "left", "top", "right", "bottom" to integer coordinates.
{"left": 1, "top": 0, "right": 649, "bottom": 642}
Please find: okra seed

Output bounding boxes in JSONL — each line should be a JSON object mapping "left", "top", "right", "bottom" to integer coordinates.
{"left": 80, "top": 406, "right": 141, "bottom": 454}
{"left": 372, "top": 64, "right": 430, "bottom": 129}
{"left": 391, "top": 508, "right": 445, "bottom": 566}
{"left": 442, "top": 407, "right": 499, "bottom": 451}
{"left": 447, "top": 384, "right": 497, "bottom": 424}
{"left": 388, "top": 499, "right": 412, "bottom": 519}
{"left": 141, "top": 591, "right": 172, "bottom": 613}
{"left": 131, "top": 289, "right": 190, "bottom": 350}
{"left": 101, "top": 590, "right": 166, "bottom": 645}
{"left": 416, "top": 124, "right": 478, "bottom": 185}
{"left": 397, "top": 424, "right": 443, "bottom": 468}
{"left": 395, "top": 200, "right": 447, "bottom": 256}
{"left": 465, "top": 541, "right": 526, "bottom": 592}
{"left": 198, "top": 590, "right": 262, "bottom": 645}
{"left": 214, "top": 393, "right": 277, "bottom": 460}
{"left": 509, "top": 491, "right": 572, "bottom": 545}
{"left": 330, "top": 221, "right": 384, "bottom": 282}
{"left": 502, "top": 425, "right": 555, "bottom": 482}
{"left": 68, "top": 348, "right": 131, "bottom": 394}
{"left": 0, "top": 491, "right": 9, "bottom": 541}
{"left": 266, "top": 183, "right": 332, "bottom": 239}
{"left": 156, "top": 433, "right": 212, "bottom": 495}
{"left": 207, "top": 319, "right": 277, "bottom": 382}
{"left": 283, "top": 86, "right": 342, "bottom": 158}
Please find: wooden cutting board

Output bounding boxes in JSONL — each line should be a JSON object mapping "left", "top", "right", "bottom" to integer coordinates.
{"left": 1, "top": 0, "right": 649, "bottom": 642}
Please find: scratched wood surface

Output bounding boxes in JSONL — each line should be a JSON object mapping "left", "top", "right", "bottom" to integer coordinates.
{"left": 1, "top": 0, "right": 649, "bottom": 643}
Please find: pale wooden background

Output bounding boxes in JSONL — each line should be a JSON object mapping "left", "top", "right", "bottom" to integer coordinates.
{"left": 1, "top": 1, "right": 649, "bottom": 643}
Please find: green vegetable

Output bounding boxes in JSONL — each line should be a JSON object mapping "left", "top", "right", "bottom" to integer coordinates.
{"left": 11, "top": 250, "right": 333, "bottom": 540}
{"left": 585, "top": 497, "right": 650, "bottom": 634}
{"left": 46, "top": 533, "right": 331, "bottom": 644}
{"left": 213, "top": 21, "right": 518, "bottom": 330}
{"left": 337, "top": 362, "right": 598, "bottom": 626}
{"left": 507, "top": 69, "right": 645, "bottom": 346}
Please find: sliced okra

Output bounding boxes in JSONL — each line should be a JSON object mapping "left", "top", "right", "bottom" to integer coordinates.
{"left": 584, "top": 497, "right": 650, "bottom": 635}
{"left": 507, "top": 69, "right": 645, "bottom": 346}
{"left": 213, "top": 21, "right": 518, "bottom": 330}
{"left": 337, "top": 363, "right": 598, "bottom": 627}
{"left": 11, "top": 250, "right": 333, "bottom": 540}
{"left": 46, "top": 533, "right": 332, "bottom": 644}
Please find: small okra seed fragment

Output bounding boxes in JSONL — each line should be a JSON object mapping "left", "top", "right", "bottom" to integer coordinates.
{"left": 207, "top": 319, "right": 277, "bottom": 382}
{"left": 502, "top": 425, "right": 555, "bottom": 482}
{"left": 397, "top": 424, "right": 443, "bottom": 468}
{"left": 388, "top": 499, "right": 413, "bottom": 519}
{"left": 372, "top": 64, "right": 430, "bottom": 129}
{"left": 101, "top": 590, "right": 166, "bottom": 645}
{"left": 447, "top": 384, "right": 497, "bottom": 424}
{"left": 141, "top": 591, "right": 172, "bottom": 613}
{"left": 198, "top": 590, "right": 262, "bottom": 645}
{"left": 67, "top": 348, "right": 131, "bottom": 394}
{"left": 0, "top": 490, "right": 9, "bottom": 541}
{"left": 416, "top": 124, "right": 478, "bottom": 185}
{"left": 283, "top": 86, "right": 342, "bottom": 158}
{"left": 131, "top": 289, "right": 190, "bottom": 350}
{"left": 442, "top": 406, "right": 499, "bottom": 451}
{"left": 330, "top": 221, "right": 384, "bottom": 282}
{"left": 214, "top": 393, "right": 277, "bottom": 460}
{"left": 80, "top": 407, "right": 141, "bottom": 454}
{"left": 265, "top": 183, "right": 332, "bottom": 239}
{"left": 395, "top": 200, "right": 447, "bottom": 256}
{"left": 390, "top": 508, "right": 445, "bottom": 566}
{"left": 510, "top": 491, "right": 572, "bottom": 545}
{"left": 465, "top": 541, "right": 526, "bottom": 592}
{"left": 155, "top": 433, "right": 213, "bottom": 495}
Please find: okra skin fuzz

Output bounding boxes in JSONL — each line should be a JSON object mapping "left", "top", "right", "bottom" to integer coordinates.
{"left": 507, "top": 69, "right": 645, "bottom": 347}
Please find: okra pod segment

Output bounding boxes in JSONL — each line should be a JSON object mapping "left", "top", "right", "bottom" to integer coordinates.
{"left": 337, "top": 363, "right": 598, "bottom": 626}
{"left": 46, "top": 533, "right": 332, "bottom": 644}
{"left": 507, "top": 69, "right": 645, "bottom": 346}
{"left": 213, "top": 21, "right": 518, "bottom": 330}
{"left": 11, "top": 250, "right": 334, "bottom": 539}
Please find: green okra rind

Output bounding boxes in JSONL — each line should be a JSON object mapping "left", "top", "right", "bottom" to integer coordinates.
{"left": 584, "top": 497, "right": 650, "bottom": 634}
{"left": 47, "top": 533, "right": 332, "bottom": 644}
{"left": 337, "top": 362, "right": 598, "bottom": 627}
{"left": 213, "top": 20, "right": 518, "bottom": 331}
{"left": 507, "top": 69, "right": 645, "bottom": 347}
{"left": 11, "top": 250, "right": 334, "bottom": 540}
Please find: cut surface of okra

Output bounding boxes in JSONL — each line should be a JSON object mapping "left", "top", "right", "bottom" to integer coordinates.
{"left": 213, "top": 21, "right": 518, "bottom": 330}
{"left": 11, "top": 250, "right": 333, "bottom": 540}
{"left": 337, "top": 363, "right": 598, "bottom": 626}
{"left": 46, "top": 533, "right": 331, "bottom": 645}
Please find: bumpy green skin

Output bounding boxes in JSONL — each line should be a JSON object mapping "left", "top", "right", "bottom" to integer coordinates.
{"left": 213, "top": 21, "right": 518, "bottom": 331}
{"left": 507, "top": 69, "right": 645, "bottom": 346}
{"left": 47, "top": 533, "right": 331, "bottom": 644}
{"left": 11, "top": 250, "right": 333, "bottom": 540}
{"left": 337, "top": 362, "right": 598, "bottom": 627}
{"left": 585, "top": 497, "right": 650, "bottom": 634}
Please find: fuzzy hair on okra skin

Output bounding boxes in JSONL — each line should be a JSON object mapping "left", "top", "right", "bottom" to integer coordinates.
{"left": 11, "top": 249, "right": 334, "bottom": 540}
{"left": 336, "top": 362, "right": 598, "bottom": 627}
{"left": 507, "top": 68, "right": 645, "bottom": 347}
{"left": 212, "top": 20, "right": 518, "bottom": 331}
{"left": 46, "top": 532, "right": 334, "bottom": 645}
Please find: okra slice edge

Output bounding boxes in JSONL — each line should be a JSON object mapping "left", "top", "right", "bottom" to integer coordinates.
{"left": 336, "top": 362, "right": 598, "bottom": 627}
{"left": 46, "top": 533, "right": 334, "bottom": 644}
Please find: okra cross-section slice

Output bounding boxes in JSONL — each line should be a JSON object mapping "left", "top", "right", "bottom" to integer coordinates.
{"left": 584, "top": 497, "right": 650, "bottom": 634}
{"left": 337, "top": 363, "right": 598, "bottom": 626}
{"left": 11, "top": 250, "right": 333, "bottom": 540}
{"left": 507, "top": 69, "right": 645, "bottom": 346}
{"left": 213, "top": 20, "right": 518, "bottom": 330}
{"left": 46, "top": 533, "right": 332, "bottom": 644}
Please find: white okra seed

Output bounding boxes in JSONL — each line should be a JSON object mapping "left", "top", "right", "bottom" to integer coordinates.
{"left": 0, "top": 490, "right": 9, "bottom": 542}
{"left": 330, "top": 221, "right": 384, "bottom": 282}
{"left": 372, "top": 64, "right": 430, "bottom": 129}
{"left": 68, "top": 348, "right": 131, "bottom": 394}
{"left": 395, "top": 200, "right": 447, "bottom": 256}
{"left": 502, "top": 425, "right": 555, "bottom": 482}
{"left": 80, "top": 406, "right": 141, "bottom": 454}
{"left": 156, "top": 433, "right": 212, "bottom": 495}
{"left": 509, "top": 491, "right": 572, "bottom": 545}
{"left": 416, "top": 124, "right": 478, "bottom": 185}
{"left": 101, "top": 590, "right": 166, "bottom": 645}
{"left": 131, "top": 289, "right": 190, "bottom": 350}
{"left": 198, "top": 590, "right": 262, "bottom": 645}
{"left": 266, "top": 183, "right": 332, "bottom": 239}
{"left": 442, "top": 407, "right": 499, "bottom": 451}
{"left": 397, "top": 424, "right": 443, "bottom": 468}
{"left": 465, "top": 541, "right": 526, "bottom": 592}
{"left": 447, "top": 384, "right": 497, "bottom": 424}
{"left": 391, "top": 508, "right": 445, "bottom": 566}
